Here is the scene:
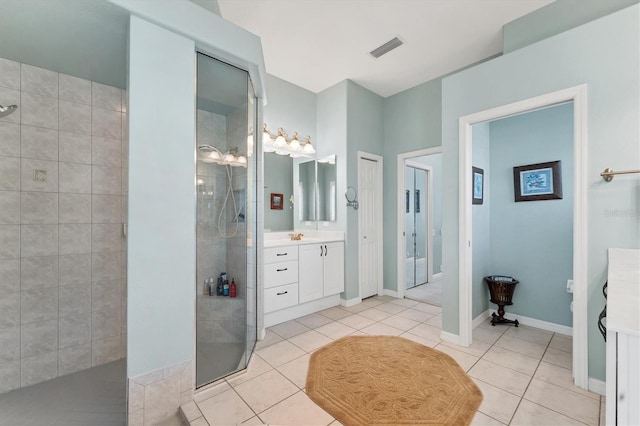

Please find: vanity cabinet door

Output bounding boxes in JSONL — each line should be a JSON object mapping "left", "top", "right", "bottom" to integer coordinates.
{"left": 323, "top": 242, "right": 344, "bottom": 296}
{"left": 298, "top": 244, "right": 324, "bottom": 303}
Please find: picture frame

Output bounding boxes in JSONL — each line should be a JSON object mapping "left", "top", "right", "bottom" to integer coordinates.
{"left": 270, "top": 193, "right": 283, "bottom": 210}
{"left": 472, "top": 167, "right": 484, "bottom": 205}
{"left": 513, "top": 160, "right": 562, "bottom": 202}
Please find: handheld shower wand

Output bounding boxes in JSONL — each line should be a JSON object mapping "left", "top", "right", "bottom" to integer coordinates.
{"left": 0, "top": 104, "right": 18, "bottom": 117}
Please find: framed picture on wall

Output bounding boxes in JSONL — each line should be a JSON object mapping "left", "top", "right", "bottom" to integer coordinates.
{"left": 270, "top": 193, "right": 283, "bottom": 210}
{"left": 472, "top": 167, "right": 484, "bottom": 205}
{"left": 513, "top": 160, "right": 562, "bottom": 202}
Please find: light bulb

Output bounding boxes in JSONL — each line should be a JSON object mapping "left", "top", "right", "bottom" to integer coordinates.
{"left": 274, "top": 128, "right": 287, "bottom": 148}
{"left": 289, "top": 132, "right": 301, "bottom": 151}
{"left": 205, "top": 151, "right": 222, "bottom": 163}
{"left": 234, "top": 155, "right": 248, "bottom": 167}
{"left": 223, "top": 153, "right": 236, "bottom": 164}
{"left": 262, "top": 123, "right": 272, "bottom": 145}
{"left": 302, "top": 136, "right": 316, "bottom": 154}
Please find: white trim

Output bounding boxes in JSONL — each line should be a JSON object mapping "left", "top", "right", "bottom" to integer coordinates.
{"left": 458, "top": 85, "right": 588, "bottom": 389}
{"left": 432, "top": 272, "right": 443, "bottom": 281}
{"left": 383, "top": 289, "right": 400, "bottom": 298}
{"left": 406, "top": 161, "right": 434, "bottom": 286}
{"left": 501, "top": 312, "right": 573, "bottom": 336}
{"left": 588, "top": 377, "right": 606, "bottom": 396}
{"left": 358, "top": 151, "right": 384, "bottom": 299}
{"left": 264, "top": 295, "right": 339, "bottom": 327}
{"left": 397, "top": 147, "right": 443, "bottom": 299}
{"left": 340, "top": 297, "right": 362, "bottom": 308}
{"left": 473, "top": 309, "right": 492, "bottom": 329}
{"left": 440, "top": 330, "right": 461, "bottom": 345}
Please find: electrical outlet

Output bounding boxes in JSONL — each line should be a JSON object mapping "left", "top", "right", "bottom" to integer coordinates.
{"left": 566, "top": 279, "right": 574, "bottom": 293}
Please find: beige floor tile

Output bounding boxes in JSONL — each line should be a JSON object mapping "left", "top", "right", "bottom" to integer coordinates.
{"left": 407, "top": 323, "right": 442, "bottom": 342}
{"left": 226, "top": 353, "right": 273, "bottom": 387}
{"left": 198, "top": 388, "right": 255, "bottom": 425}
{"left": 189, "top": 417, "right": 209, "bottom": 426}
{"left": 476, "top": 317, "right": 497, "bottom": 330}
{"left": 483, "top": 346, "right": 540, "bottom": 376}
{"left": 380, "top": 314, "right": 420, "bottom": 331}
{"left": 242, "top": 416, "right": 266, "bottom": 424}
{"left": 471, "top": 411, "right": 506, "bottom": 425}
{"left": 339, "top": 303, "right": 369, "bottom": 313}
{"left": 269, "top": 320, "right": 311, "bottom": 339}
{"left": 276, "top": 353, "right": 311, "bottom": 389}
{"left": 254, "top": 329, "right": 283, "bottom": 350}
{"left": 358, "top": 307, "right": 392, "bottom": 321}
{"left": 360, "top": 322, "right": 404, "bottom": 336}
{"left": 494, "top": 333, "right": 547, "bottom": 359}
{"left": 473, "top": 379, "right": 521, "bottom": 424}
{"left": 549, "top": 333, "right": 572, "bottom": 353}
{"left": 397, "top": 308, "right": 436, "bottom": 322}
{"left": 259, "top": 390, "right": 334, "bottom": 425}
{"left": 179, "top": 400, "right": 202, "bottom": 422}
{"left": 318, "top": 307, "right": 351, "bottom": 320}
{"left": 433, "top": 344, "right": 479, "bottom": 371}
{"left": 315, "top": 322, "right": 357, "bottom": 340}
{"left": 400, "top": 332, "right": 440, "bottom": 348}
{"left": 472, "top": 326, "right": 505, "bottom": 344}
{"left": 511, "top": 399, "right": 584, "bottom": 425}
{"left": 329, "top": 420, "right": 344, "bottom": 426}
{"left": 375, "top": 302, "right": 405, "bottom": 314}
{"left": 542, "top": 347, "right": 572, "bottom": 369}
{"left": 288, "top": 330, "right": 333, "bottom": 353}
{"left": 600, "top": 397, "right": 606, "bottom": 426}
{"left": 360, "top": 297, "right": 384, "bottom": 307}
{"left": 469, "top": 359, "right": 532, "bottom": 396}
{"left": 255, "top": 340, "right": 306, "bottom": 367}
{"left": 442, "top": 339, "right": 491, "bottom": 358}
{"left": 337, "top": 313, "right": 376, "bottom": 330}
{"left": 505, "top": 325, "right": 553, "bottom": 346}
{"left": 234, "top": 369, "right": 298, "bottom": 414}
{"left": 296, "top": 313, "right": 334, "bottom": 329}
{"left": 193, "top": 380, "right": 232, "bottom": 403}
{"left": 534, "top": 361, "right": 600, "bottom": 401}
{"left": 425, "top": 314, "right": 442, "bottom": 328}
{"left": 410, "top": 303, "right": 441, "bottom": 314}
{"left": 523, "top": 378, "right": 600, "bottom": 425}
{"left": 389, "top": 298, "right": 419, "bottom": 308}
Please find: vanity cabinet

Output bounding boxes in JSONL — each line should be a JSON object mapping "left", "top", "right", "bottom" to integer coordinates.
{"left": 299, "top": 242, "right": 344, "bottom": 304}
{"left": 264, "top": 246, "right": 299, "bottom": 314}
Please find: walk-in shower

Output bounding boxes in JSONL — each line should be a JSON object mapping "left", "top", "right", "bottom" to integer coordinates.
{"left": 195, "top": 53, "right": 257, "bottom": 387}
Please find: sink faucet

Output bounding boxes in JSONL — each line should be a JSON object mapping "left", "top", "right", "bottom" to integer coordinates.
{"left": 289, "top": 233, "right": 303, "bottom": 241}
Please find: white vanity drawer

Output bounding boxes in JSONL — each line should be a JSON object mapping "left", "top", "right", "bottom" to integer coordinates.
{"left": 264, "top": 260, "right": 298, "bottom": 288}
{"left": 264, "top": 246, "right": 298, "bottom": 264}
{"left": 264, "top": 283, "right": 298, "bottom": 313}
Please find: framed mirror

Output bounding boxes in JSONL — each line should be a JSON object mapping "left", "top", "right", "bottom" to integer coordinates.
{"left": 264, "top": 152, "right": 293, "bottom": 231}
{"left": 298, "top": 159, "right": 316, "bottom": 222}
{"left": 317, "top": 155, "right": 337, "bottom": 221}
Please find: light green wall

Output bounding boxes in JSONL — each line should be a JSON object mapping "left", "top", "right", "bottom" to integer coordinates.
{"left": 264, "top": 74, "right": 316, "bottom": 139}
{"left": 503, "top": 0, "right": 640, "bottom": 53}
{"left": 489, "top": 103, "right": 574, "bottom": 327}
{"left": 413, "top": 154, "right": 443, "bottom": 276}
{"left": 441, "top": 4, "right": 639, "bottom": 381}
{"left": 127, "top": 16, "right": 196, "bottom": 377}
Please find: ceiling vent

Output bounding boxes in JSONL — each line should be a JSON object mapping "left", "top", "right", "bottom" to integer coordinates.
{"left": 370, "top": 37, "right": 404, "bottom": 59}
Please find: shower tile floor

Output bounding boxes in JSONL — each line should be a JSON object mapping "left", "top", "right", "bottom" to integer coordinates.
{"left": 185, "top": 296, "right": 605, "bottom": 426}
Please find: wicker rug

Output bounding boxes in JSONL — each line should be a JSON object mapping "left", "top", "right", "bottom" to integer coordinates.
{"left": 306, "top": 336, "right": 482, "bottom": 426}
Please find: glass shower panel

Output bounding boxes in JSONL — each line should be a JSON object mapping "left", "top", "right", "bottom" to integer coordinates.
{"left": 195, "top": 53, "right": 256, "bottom": 387}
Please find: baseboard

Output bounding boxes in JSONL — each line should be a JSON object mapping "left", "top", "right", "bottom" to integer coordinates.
{"left": 264, "top": 294, "right": 340, "bottom": 327}
{"left": 499, "top": 312, "right": 573, "bottom": 336}
{"left": 383, "top": 289, "right": 400, "bottom": 298}
{"left": 433, "top": 272, "right": 443, "bottom": 280}
{"left": 473, "top": 309, "right": 492, "bottom": 329}
{"left": 440, "top": 330, "right": 460, "bottom": 345}
{"left": 588, "top": 377, "right": 606, "bottom": 396}
{"left": 340, "top": 297, "right": 361, "bottom": 307}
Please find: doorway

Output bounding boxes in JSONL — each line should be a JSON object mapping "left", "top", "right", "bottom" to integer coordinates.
{"left": 405, "top": 163, "right": 430, "bottom": 290}
{"left": 358, "top": 152, "right": 383, "bottom": 299}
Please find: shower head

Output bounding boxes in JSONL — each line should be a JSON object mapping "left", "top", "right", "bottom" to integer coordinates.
{"left": 0, "top": 104, "right": 18, "bottom": 117}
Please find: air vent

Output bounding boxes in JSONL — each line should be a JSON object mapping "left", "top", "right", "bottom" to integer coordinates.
{"left": 370, "top": 37, "right": 404, "bottom": 58}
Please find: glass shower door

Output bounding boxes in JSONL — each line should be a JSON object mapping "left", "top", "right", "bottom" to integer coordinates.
{"left": 195, "top": 53, "right": 257, "bottom": 387}
{"left": 405, "top": 166, "right": 427, "bottom": 289}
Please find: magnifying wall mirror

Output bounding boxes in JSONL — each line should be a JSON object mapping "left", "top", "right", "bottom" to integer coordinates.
{"left": 345, "top": 186, "right": 359, "bottom": 210}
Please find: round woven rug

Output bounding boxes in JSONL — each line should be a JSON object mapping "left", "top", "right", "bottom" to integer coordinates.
{"left": 306, "top": 335, "right": 482, "bottom": 426}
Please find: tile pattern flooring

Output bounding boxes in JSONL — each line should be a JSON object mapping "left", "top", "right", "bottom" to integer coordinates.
{"left": 185, "top": 296, "right": 604, "bottom": 426}
{"left": 405, "top": 278, "right": 443, "bottom": 306}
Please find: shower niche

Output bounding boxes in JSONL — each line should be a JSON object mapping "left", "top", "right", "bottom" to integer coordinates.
{"left": 195, "top": 53, "right": 257, "bottom": 387}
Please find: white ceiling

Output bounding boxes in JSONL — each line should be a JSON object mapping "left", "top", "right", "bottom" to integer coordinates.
{"left": 218, "top": 0, "right": 553, "bottom": 97}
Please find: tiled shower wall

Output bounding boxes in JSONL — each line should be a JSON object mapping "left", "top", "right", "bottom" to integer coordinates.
{"left": 0, "top": 58, "right": 127, "bottom": 393}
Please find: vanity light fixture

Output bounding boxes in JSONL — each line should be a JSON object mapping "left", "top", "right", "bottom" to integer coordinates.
{"left": 302, "top": 136, "right": 316, "bottom": 155}
{"left": 260, "top": 123, "right": 317, "bottom": 157}
{"left": 199, "top": 145, "right": 247, "bottom": 167}
{"left": 273, "top": 128, "right": 288, "bottom": 148}
{"left": 289, "top": 132, "right": 302, "bottom": 151}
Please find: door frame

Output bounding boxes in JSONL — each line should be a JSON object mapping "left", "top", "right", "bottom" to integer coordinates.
{"left": 397, "top": 147, "right": 442, "bottom": 298}
{"left": 405, "top": 160, "right": 433, "bottom": 289}
{"left": 358, "top": 151, "right": 384, "bottom": 298}
{"left": 458, "top": 85, "right": 588, "bottom": 389}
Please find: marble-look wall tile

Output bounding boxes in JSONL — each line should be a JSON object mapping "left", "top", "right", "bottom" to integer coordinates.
{"left": 92, "top": 165, "right": 121, "bottom": 195}
{"left": 20, "top": 256, "right": 58, "bottom": 290}
{"left": 92, "top": 308, "right": 120, "bottom": 340}
{"left": 0, "top": 225, "right": 20, "bottom": 259}
{"left": 0, "top": 122, "right": 21, "bottom": 157}
{"left": 59, "top": 74, "right": 91, "bottom": 105}
{"left": 92, "top": 194, "right": 121, "bottom": 224}
{"left": 92, "top": 252, "right": 121, "bottom": 282}
{"left": 58, "top": 342, "right": 91, "bottom": 376}
{"left": 21, "top": 319, "right": 58, "bottom": 357}
{"left": 21, "top": 125, "right": 58, "bottom": 161}
{"left": 0, "top": 292, "right": 20, "bottom": 328}
{"left": 59, "top": 100, "right": 91, "bottom": 135}
{"left": 21, "top": 351, "right": 57, "bottom": 387}
{"left": 59, "top": 193, "right": 91, "bottom": 223}
{"left": 93, "top": 108, "right": 122, "bottom": 139}
{"left": 0, "top": 259, "right": 20, "bottom": 293}
{"left": 92, "top": 136, "right": 122, "bottom": 168}
{"left": 92, "top": 83, "right": 122, "bottom": 112}
{"left": 0, "top": 156, "right": 21, "bottom": 190}
{"left": 21, "top": 191, "right": 58, "bottom": 224}
{"left": 58, "top": 223, "right": 91, "bottom": 255}
{"left": 0, "top": 326, "right": 20, "bottom": 362}
{"left": 59, "top": 162, "right": 91, "bottom": 194}
{"left": 92, "top": 335, "right": 121, "bottom": 366}
{"left": 59, "top": 283, "right": 91, "bottom": 318}
{"left": 21, "top": 64, "right": 57, "bottom": 98}
{"left": 21, "top": 288, "right": 58, "bottom": 324}
{"left": 0, "top": 360, "right": 20, "bottom": 394}
{"left": 92, "top": 279, "right": 121, "bottom": 312}
{"left": 20, "top": 92, "right": 57, "bottom": 129}
{"left": 92, "top": 223, "right": 122, "bottom": 253}
{"left": 143, "top": 374, "right": 181, "bottom": 426}
{"left": 59, "top": 313, "right": 91, "bottom": 348}
{"left": 129, "top": 379, "right": 145, "bottom": 413}
{"left": 0, "top": 58, "right": 20, "bottom": 90}
{"left": 21, "top": 158, "right": 58, "bottom": 193}
{"left": 0, "top": 190, "right": 20, "bottom": 224}
{"left": 59, "top": 131, "right": 91, "bottom": 164}
{"left": 0, "top": 87, "right": 20, "bottom": 124}
{"left": 20, "top": 224, "right": 58, "bottom": 257}
{"left": 58, "top": 254, "right": 91, "bottom": 285}
{"left": 121, "top": 166, "right": 128, "bottom": 196}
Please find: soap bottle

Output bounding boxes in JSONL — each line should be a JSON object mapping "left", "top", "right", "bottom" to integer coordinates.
{"left": 230, "top": 278, "right": 236, "bottom": 298}
{"left": 208, "top": 277, "right": 215, "bottom": 296}
{"left": 223, "top": 280, "right": 230, "bottom": 296}
{"left": 216, "top": 276, "right": 224, "bottom": 296}
{"left": 204, "top": 278, "right": 210, "bottom": 296}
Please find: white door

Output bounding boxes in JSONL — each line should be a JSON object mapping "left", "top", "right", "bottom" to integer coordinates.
{"left": 323, "top": 242, "right": 344, "bottom": 295}
{"left": 359, "top": 154, "right": 382, "bottom": 299}
{"left": 298, "top": 244, "right": 323, "bottom": 303}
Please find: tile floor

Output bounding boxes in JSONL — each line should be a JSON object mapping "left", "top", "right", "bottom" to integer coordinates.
{"left": 406, "top": 278, "right": 443, "bottom": 306}
{"left": 184, "top": 296, "right": 604, "bottom": 426}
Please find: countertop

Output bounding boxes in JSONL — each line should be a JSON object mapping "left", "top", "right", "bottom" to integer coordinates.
{"left": 263, "top": 231, "right": 345, "bottom": 248}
